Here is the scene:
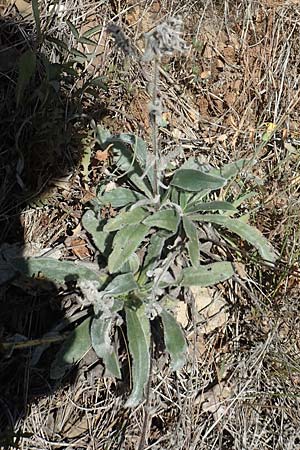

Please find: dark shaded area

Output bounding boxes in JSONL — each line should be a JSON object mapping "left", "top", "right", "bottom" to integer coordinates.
{"left": 0, "top": 12, "right": 102, "bottom": 447}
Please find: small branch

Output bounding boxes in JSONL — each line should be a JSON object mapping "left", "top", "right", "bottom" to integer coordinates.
{"left": 151, "top": 57, "right": 160, "bottom": 198}
{"left": 0, "top": 332, "right": 69, "bottom": 352}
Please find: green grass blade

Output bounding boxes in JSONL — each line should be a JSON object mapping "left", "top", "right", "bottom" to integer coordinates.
{"left": 32, "top": 0, "right": 41, "bottom": 44}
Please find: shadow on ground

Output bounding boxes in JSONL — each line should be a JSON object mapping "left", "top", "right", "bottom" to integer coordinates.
{"left": 0, "top": 13, "right": 102, "bottom": 448}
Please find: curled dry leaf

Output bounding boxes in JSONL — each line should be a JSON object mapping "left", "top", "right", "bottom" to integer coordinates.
{"left": 175, "top": 301, "right": 189, "bottom": 328}
{"left": 190, "top": 286, "right": 229, "bottom": 334}
{"left": 201, "top": 381, "right": 232, "bottom": 421}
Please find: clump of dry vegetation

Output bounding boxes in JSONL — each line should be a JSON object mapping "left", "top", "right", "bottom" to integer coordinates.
{"left": 0, "top": 0, "right": 299, "bottom": 449}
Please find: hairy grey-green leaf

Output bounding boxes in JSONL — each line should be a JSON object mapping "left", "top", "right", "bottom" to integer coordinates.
{"left": 91, "top": 315, "right": 121, "bottom": 378}
{"left": 50, "top": 318, "right": 91, "bottom": 379}
{"left": 160, "top": 308, "right": 187, "bottom": 371}
{"left": 190, "top": 214, "right": 277, "bottom": 263}
{"left": 209, "top": 159, "right": 249, "bottom": 180}
{"left": 143, "top": 209, "right": 180, "bottom": 232}
{"left": 171, "top": 169, "right": 226, "bottom": 192}
{"left": 13, "top": 257, "right": 106, "bottom": 285}
{"left": 111, "top": 133, "right": 155, "bottom": 190}
{"left": 181, "top": 262, "right": 235, "bottom": 287}
{"left": 119, "top": 252, "right": 140, "bottom": 274}
{"left": 139, "top": 231, "right": 170, "bottom": 285}
{"left": 125, "top": 305, "right": 151, "bottom": 407}
{"left": 104, "top": 273, "right": 138, "bottom": 296}
{"left": 185, "top": 200, "right": 237, "bottom": 214}
{"left": 104, "top": 207, "right": 149, "bottom": 232}
{"left": 82, "top": 209, "right": 109, "bottom": 253}
{"left": 109, "top": 135, "right": 154, "bottom": 197}
{"left": 182, "top": 216, "right": 199, "bottom": 268}
{"left": 108, "top": 223, "right": 149, "bottom": 273}
{"left": 98, "top": 187, "right": 144, "bottom": 208}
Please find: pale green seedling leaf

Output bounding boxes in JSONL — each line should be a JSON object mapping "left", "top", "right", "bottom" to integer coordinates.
{"left": 13, "top": 257, "right": 106, "bottom": 285}
{"left": 91, "top": 315, "right": 121, "bottom": 378}
{"left": 143, "top": 209, "right": 180, "bottom": 232}
{"left": 50, "top": 318, "right": 91, "bottom": 379}
{"left": 82, "top": 210, "right": 109, "bottom": 254}
{"left": 16, "top": 50, "right": 36, "bottom": 106}
{"left": 181, "top": 262, "right": 235, "bottom": 287}
{"left": 190, "top": 214, "right": 277, "bottom": 263}
{"left": 108, "top": 223, "right": 149, "bottom": 273}
{"left": 232, "top": 192, "right": 257, "bottom": 208}
{"left": 104, "top": 207, "right": 149, "bottom": 232}
{"left": 160, "top": 309, "right": 187, "bottom": 371}
{"left": 171, "top": 169, "right": 226, "bottom": 192}
{"left": 182, "top": 216, "right": 199, "bottom": 268}
{"left": 125, "top": 304, "right": 151, "bottom": 407}
{"left": 80, "top": 144, "right": 92, "bottom": 185}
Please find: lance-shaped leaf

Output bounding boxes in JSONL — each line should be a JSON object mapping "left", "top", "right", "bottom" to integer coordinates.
{"left": 143, "top": 209, "right": 180, "bottom": 232}
{"left": 185, "top": 200, "right": 237, "bottom": 214}
{"left": 139, "top": 231, "right": 170, "bottom": 285}
{"left": 91, "top": 315, "right": 121, "bottom": 378}
{"left": 109, "top": 135, "right": 154, "bottom": 197}
{"left": 171, "top": 169, "right": 226, "bottom": 192}
{"left": 182, "top": 216, "right": 199, "bottom": 268}
{"left": 82, "top": 210, "right": 110, "bottom": 254}
{"left": 12, "top": 257, "right": 106, "bottom": 285}
{"left": 181, "top": 262, "right": 235, "bottom": 287}
{"left": 50, "top": 318, "right": 91, "bottom": 379}
{"left": 108, "top": 223, "right": 149, "bottom": 274}
{"left": 160, "top": 308, "right": 187, "bottom": 371}
{"left": 104, "top": 207, "right": 149, "bottom": 232}
{"left": 98, "top": 187, "right": 144, "bottom": 208}
{"left": 110, "top": 133, "right": 155, "bottom": 191}
{"left": 104, "top": 273, "right": 138, "bottom": 296}
{"left": 209, "top": 159, "right": 249, "bottom": 180}
{"left": 190, "top": 214, "right": 277, "bottom": 263}
{"left": 120, "top": 253, "right": 140, "bottom": 274}
{"left": 125, "top": 304, "right": 151, "bottom": 407}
